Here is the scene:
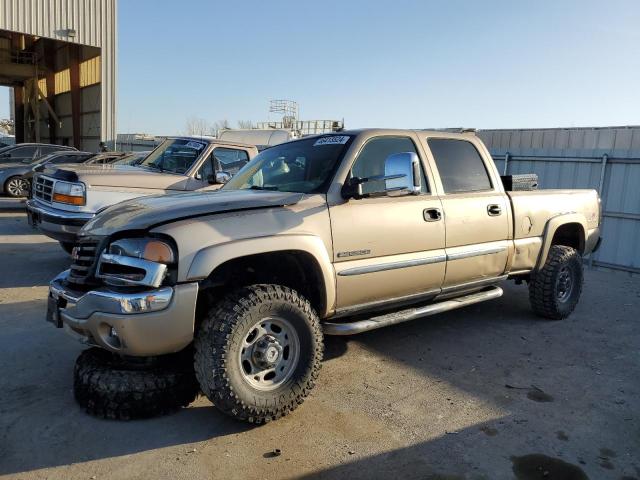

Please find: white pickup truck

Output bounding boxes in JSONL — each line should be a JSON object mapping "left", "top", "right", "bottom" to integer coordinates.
{"left": 26, "top": 136, "right": 258, "bottom": 253}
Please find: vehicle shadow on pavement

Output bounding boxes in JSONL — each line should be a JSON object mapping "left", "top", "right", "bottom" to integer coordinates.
{"left": 0, "top": 243, "right": 70, "bottom": 288}
{"left": 1, "top": 271, "right": 638, "bottom": 478}
{"left": 0, "top": 212, "right": 33, "bottom": 234}
{"left": 298, "top": 275, "right": 640, "bottom": 479}
{"left": 0, "top": 338, "right": 252, "bottom": 476}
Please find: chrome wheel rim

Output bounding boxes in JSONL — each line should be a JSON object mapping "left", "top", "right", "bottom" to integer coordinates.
{"left": 238, "top": 316, "right": 300, "bottom": 391}
{"left": 7, "top": 178, "right": 30, "bottom": 197}
{"left": 556, "top": 266, "right": 574, "bottom": 302}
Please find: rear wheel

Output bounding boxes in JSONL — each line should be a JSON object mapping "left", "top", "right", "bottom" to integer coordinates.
{"left": 194, "top": 284, "right": 323, "bottom": 424}
{"left": 529, "top": 245, "right": 583, "bottom": 320}
{"left": 4, "top": 176, "right": 30, "bottom": 197}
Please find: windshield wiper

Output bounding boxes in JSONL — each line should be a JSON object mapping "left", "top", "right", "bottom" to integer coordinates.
{"left": 249, "top": 185, "right": 279, "bottom": 191}
{"left": 143, "top": 163, "right": 164, "bottom": 173}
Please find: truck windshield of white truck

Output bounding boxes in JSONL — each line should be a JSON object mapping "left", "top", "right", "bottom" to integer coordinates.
{"left": 138, "top": 138, "right": 207, "bottom": 175}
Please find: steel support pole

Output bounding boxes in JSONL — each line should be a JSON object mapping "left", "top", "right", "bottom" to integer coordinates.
{"left": 590, "top": 153, "right": 609, "bottom": 268}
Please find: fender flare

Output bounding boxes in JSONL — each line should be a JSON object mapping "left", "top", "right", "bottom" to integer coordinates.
{"left": 185, "top": 234, "right": 336, "bottom": 317}
{"left": 536, "top": 212, "right": 587, "bottom": 269}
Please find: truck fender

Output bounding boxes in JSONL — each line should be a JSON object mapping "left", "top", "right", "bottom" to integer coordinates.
{"left": 536, "top": 213, "right": 587, "bottom": 269}
{"left": 185, "top": 234, "right": 336, "bottom": 316}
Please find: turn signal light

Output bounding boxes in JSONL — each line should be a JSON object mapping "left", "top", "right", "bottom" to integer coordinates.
{"left": 52, "top": 193, "right": 85, "bottom": 205}
{"left": 143, "top": 241, "right": 174, "bottom": 263}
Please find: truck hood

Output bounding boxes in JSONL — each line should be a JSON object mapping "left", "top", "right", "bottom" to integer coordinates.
{"left": 81, "top": 189, "right": 305, "bottom": 236}
{"left": 44, "top": 164, "right": 190, "bottom": 191}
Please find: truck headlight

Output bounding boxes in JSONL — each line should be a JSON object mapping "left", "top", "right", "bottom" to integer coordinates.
{"left": 53, "top": 181, "right": 86, "bottom": 206}
{"left": 97, "top": 237, "right": 177, "bottom": 288}
{"left": 108, "top": 238, "right": 176, "bottom": 264}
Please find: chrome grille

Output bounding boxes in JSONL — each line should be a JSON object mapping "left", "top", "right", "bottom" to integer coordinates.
{"left": 34, "top": 175, "right": 54, "bottom": 203}
{"left": 68, "top": 239, "right": 100, "bottom": 285}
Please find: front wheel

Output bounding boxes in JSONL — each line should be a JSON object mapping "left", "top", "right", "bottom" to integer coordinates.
{"left": 4, "top": 176, "right": 30, "bottom": 197}
{"left": 194, "top": 284, "right": 323, "bottom": 424}
{"left": 529, "top": 245, "right": 583, "bottom": 320}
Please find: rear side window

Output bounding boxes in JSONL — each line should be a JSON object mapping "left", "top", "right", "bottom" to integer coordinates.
{"left": 38, "top": 146, "right": 62, "bottom": 156}
{"left": 10, "top": 146, "right": 37, "bottom": 158}
{"left": 428, "top": 138, "right": 492, "bottom": 193}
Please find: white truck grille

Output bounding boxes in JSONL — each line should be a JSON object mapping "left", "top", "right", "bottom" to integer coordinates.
{"left": 33, "top": 175, "right": 55, "bottom": 203}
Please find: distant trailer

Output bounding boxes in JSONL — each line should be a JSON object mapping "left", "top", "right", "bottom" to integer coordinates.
{"left": 218, "top": 129, "right": 298, "bottom": 150}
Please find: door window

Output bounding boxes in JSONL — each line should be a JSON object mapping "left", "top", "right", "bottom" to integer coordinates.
{"left": 197, "top": 155, "right": 215, "bottom": 181}
{"left": 38, "top": 146, "right": 62, "bottom": 157}
{"left": 213, "top": 147, "right": 250, "bottom": 175}
{"left": 351, "top": 136, "right": 428, "bottom": 195}
{"left": 427, "top": 138, "right": 492, "bottom": 193}
{"left": 9, "top": 146, "right": 37, "bottom": 159}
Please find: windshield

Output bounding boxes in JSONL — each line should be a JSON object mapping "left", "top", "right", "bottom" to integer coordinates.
{"left": 138, "top": 138, "right": 206, "bottom": 174}
{"left": 223, "top": 135, "right": 353, "bottom": 194}
{"left": 112, "top": 152, "right": 149, "bottom": 166}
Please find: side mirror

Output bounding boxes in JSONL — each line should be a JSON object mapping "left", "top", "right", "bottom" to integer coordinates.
{"left": 384, "top": 152, "right": 421, "bottom": 196}
{"left": 341, "top": 152, "right": 421, "bottom": 199}
{"left": 208, "top": 171, "right": 231, "bottom": 185}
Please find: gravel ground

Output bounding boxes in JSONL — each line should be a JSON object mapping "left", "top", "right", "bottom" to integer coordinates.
{"left": 0, "top": 204, "right": 638, "bottom": 480}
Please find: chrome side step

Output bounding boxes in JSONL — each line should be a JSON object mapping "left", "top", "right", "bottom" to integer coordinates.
{"left": 322, "top": 286, "right": 503, "bottom": 335}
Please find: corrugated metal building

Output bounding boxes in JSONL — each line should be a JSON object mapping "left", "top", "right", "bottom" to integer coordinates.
{"left": 0, "top": 0, "right": 116, "bottom": 151}
{"left": 478, "top": 126, "right": 640, "bottom": 274}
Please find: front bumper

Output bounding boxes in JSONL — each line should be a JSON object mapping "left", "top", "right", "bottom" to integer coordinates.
{"left": 48, "top": 270, "right": 199, "bottom": 356}
{"left": 25, "top": 199, "right": 94, "bottom": 243}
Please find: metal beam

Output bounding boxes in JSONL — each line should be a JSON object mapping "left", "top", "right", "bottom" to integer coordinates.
{"left": 69, "top": 45, "right": 82, "bottom": 149}
{"left": 13, "top": 86, "right": 24, "bottom": 143}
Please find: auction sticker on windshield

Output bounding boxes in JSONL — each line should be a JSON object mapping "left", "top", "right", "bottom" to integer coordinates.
{"left": 313, "top": 136, "right": 350, "bottom": 146}
{"left": 186, "top": 141, "right": 205, "bottom": 150}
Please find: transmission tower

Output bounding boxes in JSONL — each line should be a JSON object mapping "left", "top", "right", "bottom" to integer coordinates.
{"left": 269, "top": 99, "right": 298, "bottom": 129}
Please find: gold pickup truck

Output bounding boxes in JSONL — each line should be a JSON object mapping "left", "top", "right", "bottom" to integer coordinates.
{"left": 47, "top": 129, "right": 601, "bottom": 423}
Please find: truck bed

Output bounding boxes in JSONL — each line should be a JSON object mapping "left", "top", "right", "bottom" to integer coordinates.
{"left": 507, "top": 189, "right": 600, "bottom": 240}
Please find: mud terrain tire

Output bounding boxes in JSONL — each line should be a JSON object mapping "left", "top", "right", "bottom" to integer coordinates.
{"left": 194, "top": 284, "right": 323, "bottom": 424}
{"left": 74, "top": 347, "right": 199, "bottom": 420}
{"left": 529, "top": 245, "right": 583, "bottom": 320}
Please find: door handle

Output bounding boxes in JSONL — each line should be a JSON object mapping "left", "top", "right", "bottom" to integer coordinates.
{"left": 423, "top": 208, "right": 442, "bottom": 222}
{"left": 487, "top": 204, "right": 502, "bottom": 216}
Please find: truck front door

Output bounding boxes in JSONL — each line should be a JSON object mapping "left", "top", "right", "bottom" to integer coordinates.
{"left": 329, "top": 135, "right": 446, "bottom": 311}
{"left": 191, "top": 147, "right": 251, "bottom": 191}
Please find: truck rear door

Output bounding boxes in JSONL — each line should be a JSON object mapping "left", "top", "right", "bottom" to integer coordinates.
{"left": 423, "top": 136, "right": 510, "bottom": 287}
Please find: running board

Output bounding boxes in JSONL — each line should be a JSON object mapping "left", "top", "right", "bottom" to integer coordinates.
{"left": 322, "top": 286, "right": 503, "bottom": 335}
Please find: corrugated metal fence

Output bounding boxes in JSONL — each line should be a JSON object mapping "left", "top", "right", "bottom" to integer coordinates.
{"left": 478, "top": 126, "right": 640, "bottom": 274}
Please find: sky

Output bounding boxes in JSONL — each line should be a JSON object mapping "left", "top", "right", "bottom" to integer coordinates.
{"left": 2, "top": 0, "right": 639, "bottom": 135}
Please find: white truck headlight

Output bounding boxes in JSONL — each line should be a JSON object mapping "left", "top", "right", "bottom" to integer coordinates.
{"left": 53, "top": 181, "right": 86, "bottom": 206}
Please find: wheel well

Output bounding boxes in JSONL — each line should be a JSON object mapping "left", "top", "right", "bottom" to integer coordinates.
{"left": 551, "top": 222, "right": 585, "bottom": 253}
{"left": 196, "top": 250, "right": 326, "bottom": 321}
